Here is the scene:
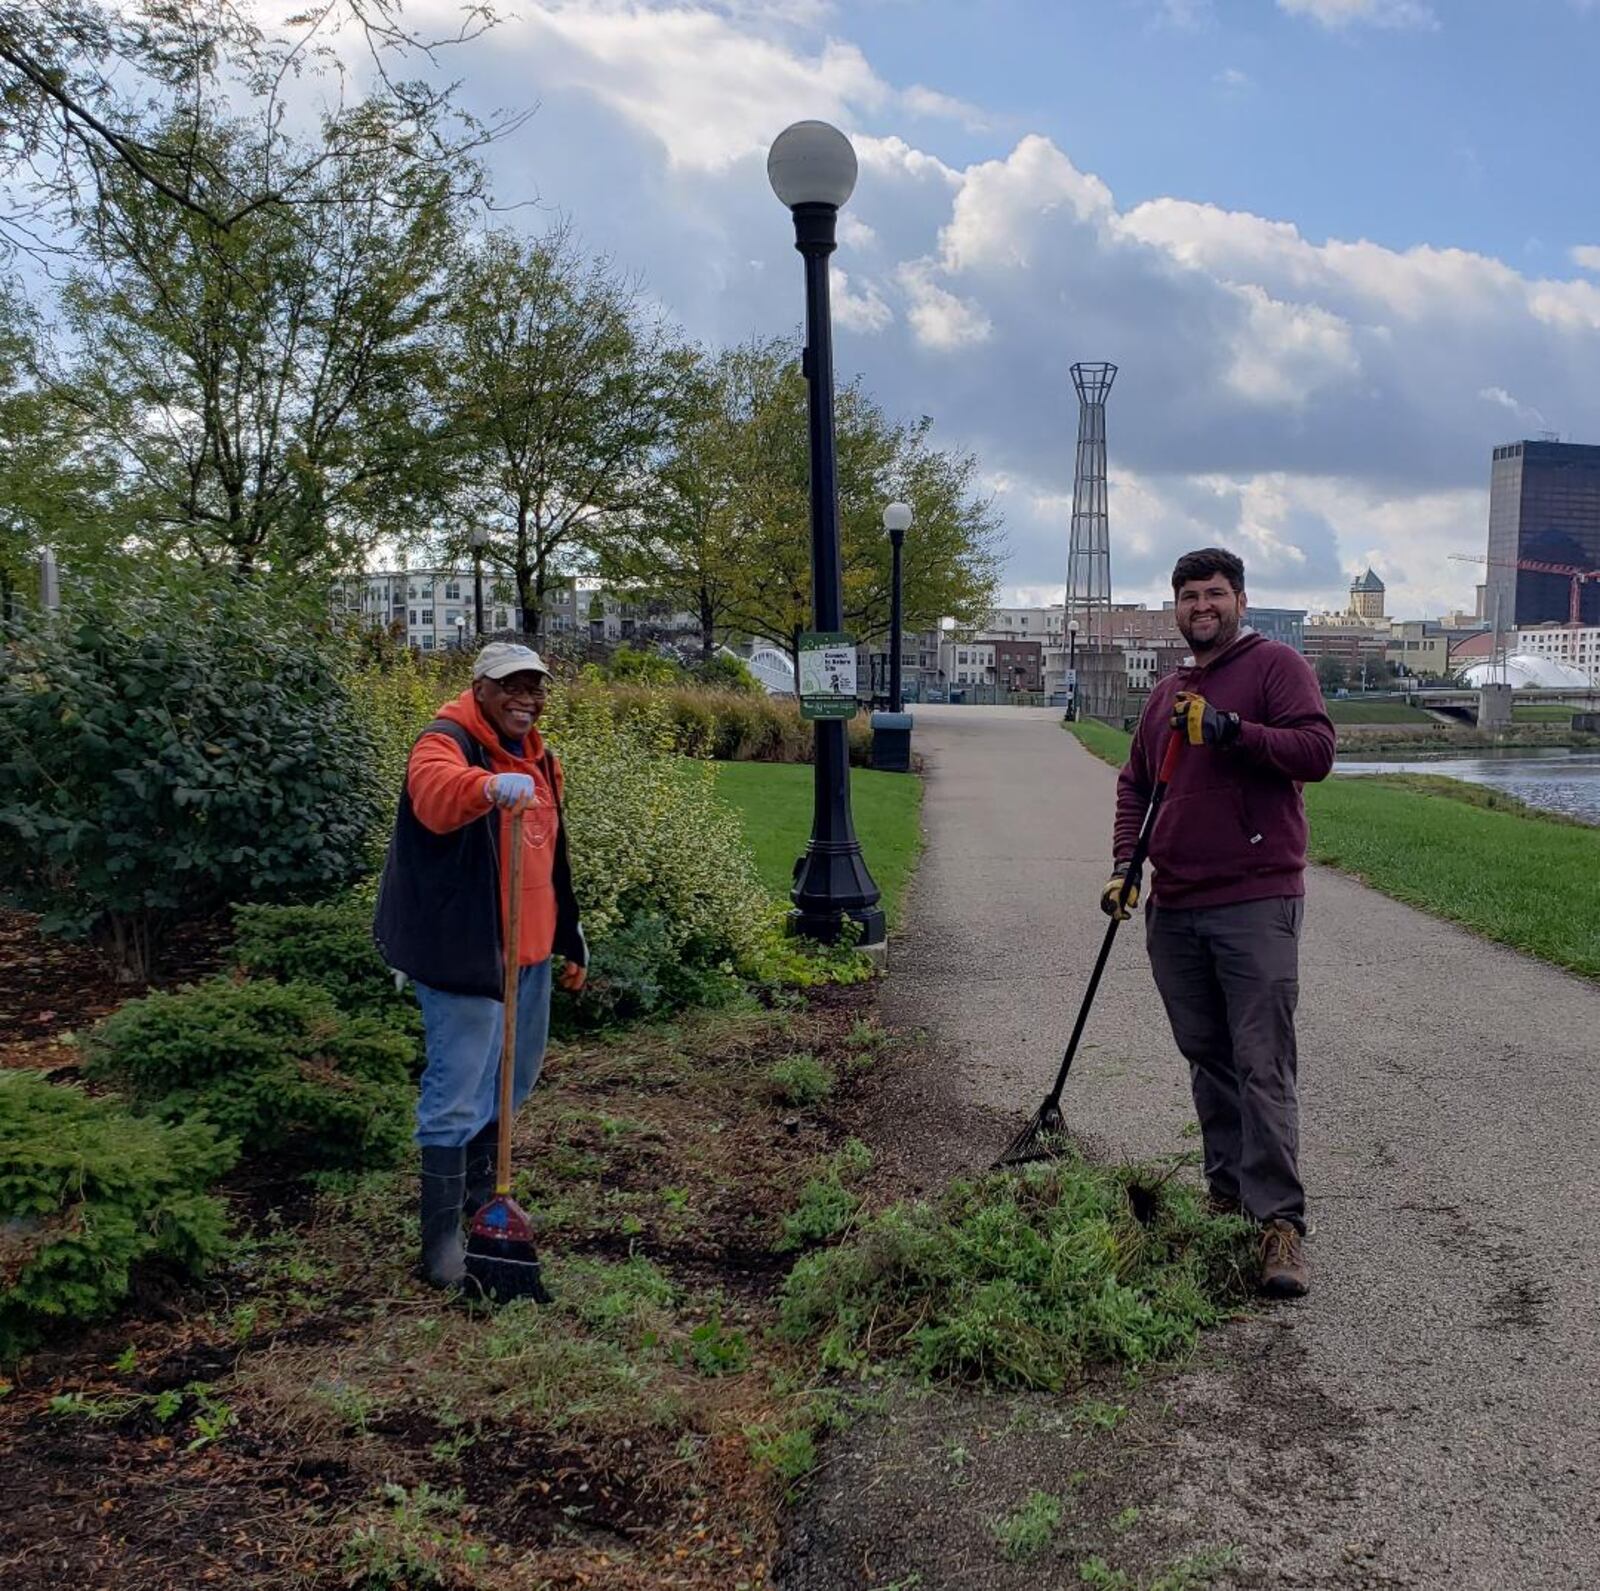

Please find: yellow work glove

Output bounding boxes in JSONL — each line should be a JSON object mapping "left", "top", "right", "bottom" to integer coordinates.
{"left": 1100, "top": 869, "right": 1141, "bottom": 920}
{"left": 1171, "top": 691, "right": 1241, "bottom": 748}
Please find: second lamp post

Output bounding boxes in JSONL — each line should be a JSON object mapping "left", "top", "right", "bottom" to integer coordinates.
{"left": 768, "top": 120, "right": 885, "bottom": 948}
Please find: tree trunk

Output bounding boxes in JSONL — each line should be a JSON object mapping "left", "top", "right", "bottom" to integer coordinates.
{"left": 700, "top": 584, "right": 715, "bottom": 662}
{"left": 94, "top": 909, "right": 158, "bottom": 984}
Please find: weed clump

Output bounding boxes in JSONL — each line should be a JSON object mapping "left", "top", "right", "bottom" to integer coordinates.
{"left": 993, "top": 1489, "right": 1064, "bottom": 1560}
{"left": 778, "top": 1153, "right": 1253, "bottom": 1390}
{"left": 765, "top": 1052, "right": 834, "bottom": 1107}
{"left": 779, "top": 1139, "right": 873, "bottom": 1251}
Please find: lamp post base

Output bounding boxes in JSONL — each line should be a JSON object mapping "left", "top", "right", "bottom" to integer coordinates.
{"left": 788, "top": 902, "right": 887, "bottom": 949}
{"left": 789, "top": 834, "right": 886, "bottom": 949}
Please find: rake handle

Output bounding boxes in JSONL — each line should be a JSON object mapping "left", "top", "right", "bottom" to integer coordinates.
{"left": 1042, "top": 729, "right": 1183, "bottom": 1112}
{"left": 497, "top": 806, "right": 524, "bottom": 1196}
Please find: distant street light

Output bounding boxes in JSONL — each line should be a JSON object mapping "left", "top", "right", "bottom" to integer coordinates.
{"left": 1065, "top": 616, "right": 1081, "bottom": 721}
{"left": 882, "top": 502, "right": 912, "bottom": 713}
{"left": 455, "top": 614, "right": 466, "bottom": 651}
{"left": 470, "top": 527, "right": 489, "bottom": 638}
{"left": 768, "top": 119, "right": 885, "bottom": 947}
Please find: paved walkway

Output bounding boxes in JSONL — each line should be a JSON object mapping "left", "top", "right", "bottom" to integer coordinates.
{"left": 879, "top": 705, "right": 1600, "bottom": 1589}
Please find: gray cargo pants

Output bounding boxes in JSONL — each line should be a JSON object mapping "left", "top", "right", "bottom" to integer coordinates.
{"left": 1145, "top": 896, "right": 1305, "bottom": 1231}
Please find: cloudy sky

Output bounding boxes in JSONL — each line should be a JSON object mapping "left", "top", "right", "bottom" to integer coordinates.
{"left": 390, "top": 0, "right": 1600, "bottom": 615}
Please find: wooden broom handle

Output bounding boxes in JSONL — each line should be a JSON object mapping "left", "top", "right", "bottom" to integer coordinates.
{"left": 497, "top": 806, "right": 524, "bottom": 1194}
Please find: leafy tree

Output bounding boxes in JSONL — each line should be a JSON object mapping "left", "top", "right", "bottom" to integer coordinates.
{"left": 54, "top": 107, "right": 461, "bottom": 572}
{"left": 0, "top": 289, "right": 138, "bottom": 617}
{"left": 700, "top": 338, "right": 1001, "bottom": 672}
{"left": 1315, "top": 655, "right": 1348, "bottom": 692}
{"left": 599, "top": 340, "right": 772, "bottom": 660}
{"left": 0, "top": 564, "right": 383, "bottom": 980}
{"left": 0, "top": 0, "right": 506, "bottom": 251}
{"left": 433, "top": 227, "right": 687, "bottom": 639}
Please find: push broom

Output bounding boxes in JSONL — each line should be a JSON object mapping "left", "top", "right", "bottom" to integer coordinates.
{"left": 465, "top": 806, "right": 553, "bottom": 1304}
{"left": 995, "top": 729, "right": 1184, "bottom": 1169}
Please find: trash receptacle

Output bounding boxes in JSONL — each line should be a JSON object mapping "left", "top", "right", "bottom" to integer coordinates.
{"left": 870, "top": 710, "right": 913, "bottom": 773}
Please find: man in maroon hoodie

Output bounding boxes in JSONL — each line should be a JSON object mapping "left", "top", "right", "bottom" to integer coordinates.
{"left": 1102, "top": 548, "right": 1334, "bottom": 1296}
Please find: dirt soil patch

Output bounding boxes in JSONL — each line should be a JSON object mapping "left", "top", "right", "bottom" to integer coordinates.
{"left": 1, "top": 983, "right": 917, "bottom": 1590}
{"left": 0, "top": 907, "right": 232, "bottom": 1068}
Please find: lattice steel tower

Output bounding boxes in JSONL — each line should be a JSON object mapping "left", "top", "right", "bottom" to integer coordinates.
{"left": 1066, "top": 361, "right": 1117, "bottom": 644}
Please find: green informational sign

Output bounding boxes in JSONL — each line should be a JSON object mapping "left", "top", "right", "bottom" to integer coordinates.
{"left": 797, "top": 630, "right": 859, "bottom": 721}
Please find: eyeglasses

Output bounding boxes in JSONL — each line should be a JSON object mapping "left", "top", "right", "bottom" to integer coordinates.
{"left": 490, "top": 674, "right": 549, "bottom": 703}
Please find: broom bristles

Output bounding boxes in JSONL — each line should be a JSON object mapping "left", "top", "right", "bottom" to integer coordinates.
{"left": 464, "top": 1193, "right": 552, "bottom": 1304}
{"left": 464, "top": 1238, "right": 552, "bottom": 1304}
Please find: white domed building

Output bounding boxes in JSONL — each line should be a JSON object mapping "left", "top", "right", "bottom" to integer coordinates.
{"left": 1460, "top": 653, "right": 1592, "bottom": 690}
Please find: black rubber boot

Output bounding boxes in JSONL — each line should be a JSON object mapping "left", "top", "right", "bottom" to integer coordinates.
{"left": 464, "top": 1124, "right": 498, "bottom": 1219}
{"left": 418, "top": 1145, "right": 467, "bottom": 1289}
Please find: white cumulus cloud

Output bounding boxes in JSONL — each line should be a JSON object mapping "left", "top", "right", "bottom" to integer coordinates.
{"left": 1277, "top": 0, "right": 1438, "bottom": 29}
{"left": 414, "top": 0, "right": 1600, "bottom": 618}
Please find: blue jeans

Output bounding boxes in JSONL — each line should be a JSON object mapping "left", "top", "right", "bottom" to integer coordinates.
{"left": 413, "top": 960, "right": 552, "bottom": 1148}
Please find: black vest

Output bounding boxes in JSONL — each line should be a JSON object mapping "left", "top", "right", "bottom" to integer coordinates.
{"left": 373, "top": 720, "right": 585, "bottom": 999}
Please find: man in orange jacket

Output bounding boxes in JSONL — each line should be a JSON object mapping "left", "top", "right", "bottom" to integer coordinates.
{"left": 375, "top": 643, "right": 588, "bottom": 1288}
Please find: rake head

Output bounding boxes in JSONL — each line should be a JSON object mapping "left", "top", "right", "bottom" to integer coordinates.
{"left": 464, "top": 1193, "right": 552, "bottom": 1305}
{"left": 993, "top": 1098, "right": 1072, "bottom": 1170}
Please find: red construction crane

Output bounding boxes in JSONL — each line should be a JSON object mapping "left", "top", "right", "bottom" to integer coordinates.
{"left": 1450, "top": 551, "right": 1600, "bottom": 627}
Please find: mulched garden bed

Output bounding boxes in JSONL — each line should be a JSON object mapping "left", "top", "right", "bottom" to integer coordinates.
{"left": 1, "top": 975, "right": 909, "bottom": 1591}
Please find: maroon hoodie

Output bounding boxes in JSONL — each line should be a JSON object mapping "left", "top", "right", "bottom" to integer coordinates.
{"left": 1114, "top": 630, "right": 1335, "bottom": 909}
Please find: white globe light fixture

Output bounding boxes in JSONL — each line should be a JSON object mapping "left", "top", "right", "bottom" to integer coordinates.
{"left": 882, "top": 502, "right": 913, "bottom": 534}
{"left": 767, "top": 120, "right": 858, "bottom": 210}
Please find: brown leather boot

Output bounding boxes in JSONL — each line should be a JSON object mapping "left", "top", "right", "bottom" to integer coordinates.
{"left": 1259, "top": 1219, "right": 1309, "bottom": 1297}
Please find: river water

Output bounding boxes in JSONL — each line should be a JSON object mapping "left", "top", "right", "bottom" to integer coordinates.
{"left": 1337, "top": 747, "right": 1600, "bottom": 824}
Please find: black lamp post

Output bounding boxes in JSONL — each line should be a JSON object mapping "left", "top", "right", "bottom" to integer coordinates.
{"left": 883, "top": 501, "right": 911, "bottom": 713}
{"left": 769, "top": 120, "right": 885, "bottom": 948}
{"left": 1065, "top": 617, "right": 1080, "bottom": 721}
{"left": 470, "top": 527, "right": 488, "bottom": 638}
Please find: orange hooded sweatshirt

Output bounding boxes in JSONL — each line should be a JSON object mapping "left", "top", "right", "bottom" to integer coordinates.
{"left": 404, "top": 689, "right": 563, "bottom": 967}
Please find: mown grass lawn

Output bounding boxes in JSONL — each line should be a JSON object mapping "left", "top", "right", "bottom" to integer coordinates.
{"left": 1323, "top": 699, "right": 1435, "bottom": 724}
{"left": 1064, "top": 719, "right": 1600, "bottom": 980}
{"left": 1512, "top": 703, "right": 1578, "bottom": 723}
{"left": 712, "top": 760, "right": 923, "bottom": 927}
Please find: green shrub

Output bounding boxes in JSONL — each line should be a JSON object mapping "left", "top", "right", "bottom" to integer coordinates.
{"left": 85, "top": 979, "right": 414, "bottom": 1172}
{"left": 557, "top": 909, "right": 745, "bottom": 1035}
{"left": 560, "top": 681, "right": 873, "bottom": 766}
{"left": 0, "top": 1075, "right": 235, "bottom": 1362}
{"left": 765, "top": 1053, "right": 834, "bottom": 1107}
{"left": 605, "top": 644, "right": 682, "bottom": 686}
{"left": 540, "top": 691, "right": 773, "bottom": 1023}
{"left": 231, "top": 900, "right": 420, "bottom": 1040}
{"left": 779, "top": 1154, "right": 1254, "bottom": 1389}
{"left": 0, "top": 566, "right": 383, "bottom": 981}
{"left": 341, "top": 641, "right": 473, "bottom": 828}
{"left": 693, "top": 653, "right": 762, "bottom": 695}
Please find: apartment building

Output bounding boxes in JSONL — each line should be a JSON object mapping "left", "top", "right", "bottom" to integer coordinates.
{"left": 1515, "top": 623, "right": 1600, "bottom": 683}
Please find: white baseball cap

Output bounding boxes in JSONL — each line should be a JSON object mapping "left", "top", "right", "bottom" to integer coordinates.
{"left": 472, "top": 642, "right": 551, "bottom": 682}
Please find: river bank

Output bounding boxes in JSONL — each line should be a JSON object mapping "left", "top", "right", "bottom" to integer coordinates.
{"left": 1333, "top": 721, "right": 1600, "bottom": 756}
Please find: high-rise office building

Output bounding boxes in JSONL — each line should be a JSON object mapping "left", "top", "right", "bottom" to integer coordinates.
{"left": 1486, "top": 440, "right": 1600, "bottom": 627}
